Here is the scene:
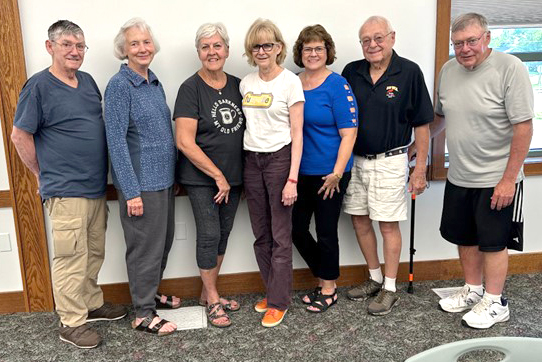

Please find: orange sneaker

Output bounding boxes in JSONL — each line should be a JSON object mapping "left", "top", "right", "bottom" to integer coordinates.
{"left": 261, "top": 308, "right": 287, "bottom": 327}
{"left": 254, "top": 298, "right": 268, "bottom": 313}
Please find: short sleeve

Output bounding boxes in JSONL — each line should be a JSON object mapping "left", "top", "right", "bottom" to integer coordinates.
{"left": 331, "top": 76, "right": 358, "bottom": 129}
{"left": 408, "top": 65, "right": 434, "bottom": 127}
{"left": 286, "top": 72, "right": 305, "bottom": 108}
{"left": 13, "top": 82, "right": 42, "bottom": 134}
{"left": 173, "top": 77, "right": 199, "bottom": 120}
{"left": 503, "top": 58, "right": 535, "bottom": 124}
{"left": 435, "top": 69, "right": 444, "bottom": 116}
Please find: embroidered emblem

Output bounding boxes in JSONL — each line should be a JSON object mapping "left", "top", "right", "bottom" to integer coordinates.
{"left": 386, "top": 85, "right": 398, "bottom": 99}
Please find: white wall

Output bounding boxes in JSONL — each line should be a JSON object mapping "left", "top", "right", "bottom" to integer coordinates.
{"left": 8, "top": 0, "right": 539, "bottom": 290}
{"left": 0, "top": 116, "right": 24, "bottom": 292}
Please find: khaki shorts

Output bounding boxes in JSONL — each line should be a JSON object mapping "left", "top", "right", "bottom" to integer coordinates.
{"left": 343, "top": 154, "right": 408, "bottom": 221}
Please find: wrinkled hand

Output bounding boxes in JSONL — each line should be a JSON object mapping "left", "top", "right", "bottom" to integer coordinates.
{"left": 491, "top": 179, "right": 515, "bottom": 210}
{"left": 408, "top": 170, "right": 426, "bottom": 195}
{"left": 127, "top": 197, "right": 144, "bottom": 217}
{"left": 282, "top": 181, "right": 297, "bottom": 206}
{"left": 318, "top": 174, "right": 340, "bottom": 200}
{"left": 214, "top": 175, "right": 230, "bottom": 204}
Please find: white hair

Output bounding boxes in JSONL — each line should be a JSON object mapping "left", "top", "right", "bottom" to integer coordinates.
{"left": 359, "top": 15, "right": 394, "bottom": 37}
{"left": 113, "top": 17, "right": 160, "bottom": 60}
{"left": 195, "top": 22, "right": 230, "bottom": 48}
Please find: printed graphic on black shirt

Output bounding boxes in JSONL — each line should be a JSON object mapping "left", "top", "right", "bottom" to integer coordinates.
{"left": 211, "top": 98, "right": 244, "bottom": 135}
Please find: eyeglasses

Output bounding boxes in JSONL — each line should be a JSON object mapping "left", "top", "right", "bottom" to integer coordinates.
{"left": 302, "top": 46, "right": 326, "bottom": 55}
{"left": 251, "top": 43, "right": 277, "bottom": 53}
{"left": 359, "top": 32, "right": 393, "bottom": 48}
{"left": 52, "top": 40, "right": 89, "bottom": 53}
{"left": 451, "top": 32, "right": 487, "bottom": 49}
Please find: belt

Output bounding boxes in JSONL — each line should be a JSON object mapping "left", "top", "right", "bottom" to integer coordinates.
{"left": 361, "top": 146, "right": 408, "bottom": 160}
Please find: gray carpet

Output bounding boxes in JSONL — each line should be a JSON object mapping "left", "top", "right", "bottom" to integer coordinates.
{"left": 1, "top": 273, "right": 541, "bottom": 362}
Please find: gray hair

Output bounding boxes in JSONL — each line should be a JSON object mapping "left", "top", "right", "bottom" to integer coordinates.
{"left": 451, "top": 13, "right": 489, "bottom": 33}
{"left": 48, "top": 20, "right": 84, "bottom": 42}
{"left": 195, "top": 22, "right": 230, "bottom": 48}
{"left": 359, "top": 15, "right": 394, "bottom": 37}
{"left": 113, "top": 18, "right": 160, "bottom": 60}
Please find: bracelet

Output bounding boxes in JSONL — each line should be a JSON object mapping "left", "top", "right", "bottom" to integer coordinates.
{"left": 288, "top": 178, "right": 298, "bottom": 184}
{"left": 333, "top": 173, "right": 342, "bottom": 180}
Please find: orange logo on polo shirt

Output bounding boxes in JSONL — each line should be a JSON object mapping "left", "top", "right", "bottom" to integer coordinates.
{"left": 386, "top": 86, "right": 398, "bottom": 99}
{"left": 242, "top": 92, "right": 274, "bottom": 108}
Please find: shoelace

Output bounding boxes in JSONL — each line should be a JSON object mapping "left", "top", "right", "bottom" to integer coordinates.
{"left": 450, "top": 285, "right": 470, "bottom": 306}
{"left": 374, "top": 290, "right": 393, "bottom": 304}
{"left": 472, "top": 296, "right": 492, "bottom": 314}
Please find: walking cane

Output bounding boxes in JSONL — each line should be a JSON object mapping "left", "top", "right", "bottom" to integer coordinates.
{"left": 407, "top": 193, "right": 416, "bottom": 294}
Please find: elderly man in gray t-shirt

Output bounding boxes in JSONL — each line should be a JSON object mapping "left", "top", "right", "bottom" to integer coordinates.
{"left": 431, "top": 13, "right": 534, "bottom": 329}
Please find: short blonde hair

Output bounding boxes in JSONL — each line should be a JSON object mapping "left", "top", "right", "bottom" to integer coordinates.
{"left": 244, "top": 18, "right": 287, "bottom": 67}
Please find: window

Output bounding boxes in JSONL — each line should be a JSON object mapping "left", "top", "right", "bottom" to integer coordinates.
{"left": 431, "top": 26, "right": 542, "bottom": 179}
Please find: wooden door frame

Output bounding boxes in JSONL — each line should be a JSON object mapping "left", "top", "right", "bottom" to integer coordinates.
{"left": 0, "top": 0, "right": 53, "bottom": 312}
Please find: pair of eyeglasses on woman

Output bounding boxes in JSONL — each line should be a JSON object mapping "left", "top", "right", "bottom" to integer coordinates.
{"left": 302, "top": 46, "right": 326, "bottom": 55}
{"left": 251, "top": 43, "right": 277, "bottom": 52}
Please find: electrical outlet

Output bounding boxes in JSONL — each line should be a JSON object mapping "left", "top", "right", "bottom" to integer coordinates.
{"left": 0, "top": 233, "right": 12, "bottom": 252}
{"left": 175, "top": 222, "right": 186, "bottom": 240}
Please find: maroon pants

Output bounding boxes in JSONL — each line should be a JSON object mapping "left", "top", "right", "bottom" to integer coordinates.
{"left": 244, "top": 145, "right": 293, "bottom": 310}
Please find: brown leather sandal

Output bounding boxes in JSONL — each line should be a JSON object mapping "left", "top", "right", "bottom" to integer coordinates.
{"left": 206, "top": 303, "right": 232, "bottom": 328}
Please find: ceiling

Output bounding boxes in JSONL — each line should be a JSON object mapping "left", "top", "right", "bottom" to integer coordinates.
{"left": 452, "top": 0, "right": 542, "bottom": 27}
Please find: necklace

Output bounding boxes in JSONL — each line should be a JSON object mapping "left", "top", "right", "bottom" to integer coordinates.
{"left": 199, "top": 70, "right": 226, "bottom": 95}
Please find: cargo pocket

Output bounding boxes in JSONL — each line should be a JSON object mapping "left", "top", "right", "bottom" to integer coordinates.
{"left": 52, "top": 218, "right": 82, "bottom": 257}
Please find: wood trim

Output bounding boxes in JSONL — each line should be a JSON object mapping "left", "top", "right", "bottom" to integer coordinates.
{"left": 430, "top": 0, "right": 451, "bottom": 181}
{"left": 0, "top": 190, "right": 11, "bottom": 208}
{"left": 0, "top": 291, "right": 26, "bottom": 314}
{"left": 0, "top": 0, "right": 53, "bottom": 312}
{"left": 98, "top": 252, "right": 542, "bottom": 305}
{"left": 4, "top": 251, "right": 540, "bottom": 313}
{"left": 525, "top": 161, "right": 542, "bottom": 176}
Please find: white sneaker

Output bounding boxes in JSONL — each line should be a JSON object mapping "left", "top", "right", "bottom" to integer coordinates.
{"left": 461, "top": 295, "right": 510, "bottom": 329}
{"left": 439, "top": 285, "right": 483, "bottom": 313}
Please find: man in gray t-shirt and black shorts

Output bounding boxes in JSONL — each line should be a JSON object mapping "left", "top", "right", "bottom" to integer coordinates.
{"left": 432, "top": 13, "right": 534, "bottom": 329}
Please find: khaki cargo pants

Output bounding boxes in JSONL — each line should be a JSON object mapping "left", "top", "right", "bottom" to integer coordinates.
{"left": 45, "top": 197, "right": 107, "bottom": 327}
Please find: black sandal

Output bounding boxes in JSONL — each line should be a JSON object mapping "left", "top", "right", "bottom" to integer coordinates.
{"left": 301, "top": 287, "right": 322, "bottom": 305}
{"left": 306, "top": 290, "right": 337, "bottom": 313}
{"left": 155, "top": 294, "right": 181, "bottom": 309}
{"left": 131, "top": 313, "right": 175, "bottom": 336}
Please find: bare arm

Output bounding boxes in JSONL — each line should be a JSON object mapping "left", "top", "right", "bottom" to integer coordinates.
{"left": 408, "top": 124, "right": 430, "bottom": 195}
{"left": 175, "top": 117, "right": 230, "bottom": 204}
{"left": 491, "top": 119, "right": 533, "bottom": 210}
{"left": 11, "top": 126, "right": 40, "bottom": 191}
{"left": 282, "top": 101, "right": 304, "bottom": 206}
{"left": 408, "top": 114, "right": 445, "bottom": 161}
{"left": 319, "top": 127, "right": 357, "bottom": 199}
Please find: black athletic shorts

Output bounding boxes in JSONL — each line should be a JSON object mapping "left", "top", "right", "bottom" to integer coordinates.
{"left": 440, "top": 180, "right": 524, "bottom": 252}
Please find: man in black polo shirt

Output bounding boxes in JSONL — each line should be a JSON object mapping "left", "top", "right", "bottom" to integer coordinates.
{"left": 342, "top": 15, "right": 433, "bottom": 315}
